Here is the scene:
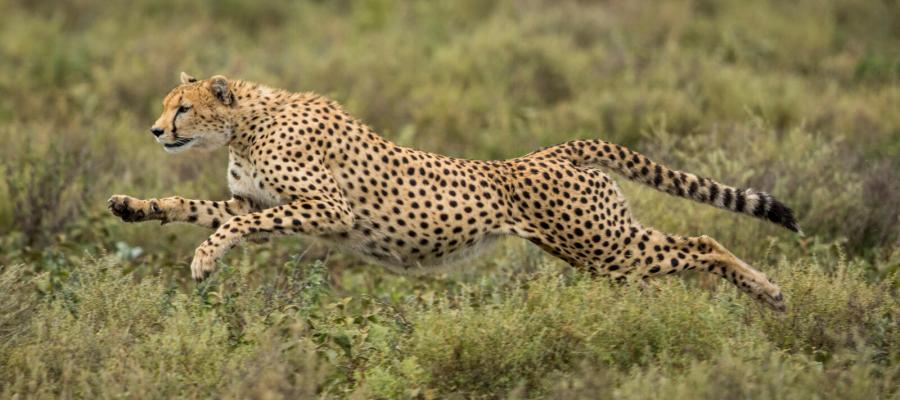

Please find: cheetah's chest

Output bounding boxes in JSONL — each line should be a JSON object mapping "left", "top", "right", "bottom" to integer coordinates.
{"left": 227, "top": 157, "right": 282, "bottom": 209}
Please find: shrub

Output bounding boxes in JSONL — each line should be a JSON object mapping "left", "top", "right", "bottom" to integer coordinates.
{"left": 0, "top": 258, "right": 232, "bottom": 398}
{"left": 754, "top": 257, "right": 897, "bottom": 362}
{"left": 385, "top": 267, "right": 746, "bottom": 396}
{"left": 0, "top": 264, "right": 38, "bottom": 347}
{"left": 547, "top": 346, "right": 898, "bottom": 400}
{"left": 0, "top": 136, "right": 94, "bottom": 247}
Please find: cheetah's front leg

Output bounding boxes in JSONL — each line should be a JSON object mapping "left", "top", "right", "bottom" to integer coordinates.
{"left": 108, "top": 195, "right": 255, "bottom": 229}
{"left": 190, "top": 196, "right": 354, "bottom": 280}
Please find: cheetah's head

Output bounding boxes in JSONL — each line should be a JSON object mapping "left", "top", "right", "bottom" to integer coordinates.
{"left": 150, "top": 72, "right": 236, "bottom": 154}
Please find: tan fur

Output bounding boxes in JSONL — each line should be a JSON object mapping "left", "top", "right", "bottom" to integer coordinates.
{"left": 109, "top": 73, "right": 800, "bottom": 311}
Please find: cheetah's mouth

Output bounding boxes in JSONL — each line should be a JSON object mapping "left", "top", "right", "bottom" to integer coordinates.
{"left": 162, "top": 138, "right": 195, "bottom": 152}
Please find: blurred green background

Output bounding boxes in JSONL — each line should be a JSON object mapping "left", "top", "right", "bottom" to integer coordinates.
{"left": 0, "top": 0, "right": 897, "bottom": 398}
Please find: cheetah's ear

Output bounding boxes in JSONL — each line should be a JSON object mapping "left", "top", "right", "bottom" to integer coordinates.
{"left": 180, "top": 71, "right": 197, "bottom": 84}
{"left": 208, "top": 75, "right": 233, "bottom": 106}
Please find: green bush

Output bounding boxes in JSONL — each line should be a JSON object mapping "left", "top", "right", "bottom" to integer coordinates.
{"left": 395, "top": 269, "right": 743, "bottom": 395}
{"left": 0, "top": 253, "right": 896, "bottom": 398}
{"left": 547, "top": 347, "right": 898, "bottom": 400}
{"left": 755, "top": 257, "right": 897, "bottom": 361}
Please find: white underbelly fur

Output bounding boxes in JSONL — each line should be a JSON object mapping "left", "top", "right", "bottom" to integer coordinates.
{"left": 325, "top": 229, "right": 505, "bottom": 276}
{"left": 227, "top": 160, "right": 282, "bottom": 209}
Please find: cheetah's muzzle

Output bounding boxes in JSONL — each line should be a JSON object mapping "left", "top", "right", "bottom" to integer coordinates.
{"left": 163, "top": 137, "right": 194, "bottom": 149}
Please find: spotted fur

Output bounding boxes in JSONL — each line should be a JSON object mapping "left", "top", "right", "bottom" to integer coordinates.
{"left": 109, "top": 73, "right": 802, "bottom": 311}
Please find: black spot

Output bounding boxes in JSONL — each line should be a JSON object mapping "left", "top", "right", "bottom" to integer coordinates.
{"left": 688, "top": 181, "right": 698, "bottom": 197}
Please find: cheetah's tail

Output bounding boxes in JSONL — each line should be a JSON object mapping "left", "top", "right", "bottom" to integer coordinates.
{"left": 550, "top": 139, "right": 802, "bottom": 234}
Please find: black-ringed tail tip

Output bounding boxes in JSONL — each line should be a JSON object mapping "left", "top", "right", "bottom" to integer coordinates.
{"left": 555, "top": 139, "right": 803, "bottom": 235}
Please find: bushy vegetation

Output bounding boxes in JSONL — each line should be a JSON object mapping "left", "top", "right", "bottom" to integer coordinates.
{"left": 0, "top": 0, "right": 897, "bottom": 398}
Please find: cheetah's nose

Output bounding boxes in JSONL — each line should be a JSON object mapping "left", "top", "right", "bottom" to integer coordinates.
{"left": 150, "top": 127, "right": 164, "bottom": 137}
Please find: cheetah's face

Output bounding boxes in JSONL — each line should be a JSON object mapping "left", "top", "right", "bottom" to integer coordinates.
{"left": 150, "top": 72, "right": 235, "bottom": 154}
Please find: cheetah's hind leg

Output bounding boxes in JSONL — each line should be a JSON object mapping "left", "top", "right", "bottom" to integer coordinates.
{"left": 596, "top": 229, "right": 786, "bottom": 311}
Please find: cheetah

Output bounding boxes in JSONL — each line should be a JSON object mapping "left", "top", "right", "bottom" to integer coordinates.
{"left": 109, "top": 72, "right": 801, "bottom": 311}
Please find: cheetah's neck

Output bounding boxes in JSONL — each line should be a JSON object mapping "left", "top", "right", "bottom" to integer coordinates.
{"left": 225, "top": 80, "right": 386, "bottom": 161}
{"left": 225, "top": 80, "right": 323, "bottom": 157}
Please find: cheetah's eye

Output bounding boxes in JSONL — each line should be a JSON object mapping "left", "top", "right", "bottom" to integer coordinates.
{"left": 177, "top": 105, "right": 192, "bottom": 114}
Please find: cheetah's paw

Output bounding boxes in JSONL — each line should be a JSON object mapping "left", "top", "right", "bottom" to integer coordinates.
{"left": 108, "top": 195, "right": 161, "bottom": 222}
{"left": 190, "top": 247, "right": 218, "bottom": 281}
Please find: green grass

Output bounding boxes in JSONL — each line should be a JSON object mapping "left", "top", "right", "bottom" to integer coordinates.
{"left": 0, "top": 0, "right": 897, "bottom": 398}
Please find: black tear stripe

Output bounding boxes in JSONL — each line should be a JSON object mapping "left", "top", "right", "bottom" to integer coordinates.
{"left": 171, "top": 94, "right": 183, "bottom": 136}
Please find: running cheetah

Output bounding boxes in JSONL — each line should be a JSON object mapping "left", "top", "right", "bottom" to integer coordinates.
{"left": 109, "top": 73, "right": 801, "bottom": 311}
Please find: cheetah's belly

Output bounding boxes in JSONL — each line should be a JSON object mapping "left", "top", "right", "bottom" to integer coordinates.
{"left": 324, "top": 221, "right": 505, "bottom": 275}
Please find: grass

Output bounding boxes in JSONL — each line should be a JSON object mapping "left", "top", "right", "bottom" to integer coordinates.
{"left": 0, "top": 0, "right": 898, "bottom": 398}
